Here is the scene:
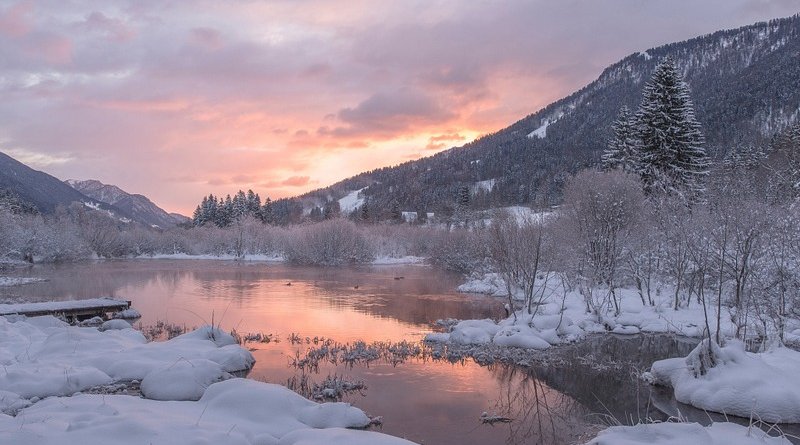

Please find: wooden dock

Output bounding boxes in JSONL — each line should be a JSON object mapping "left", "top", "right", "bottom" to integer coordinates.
{"left": 0, "top": 298, "right": 131, "bottom": 322}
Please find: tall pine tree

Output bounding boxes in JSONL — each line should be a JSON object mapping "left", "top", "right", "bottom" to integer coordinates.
{"left": 602, "top": 106, "right": 638, "bottom": 172}
{"left": 634, "top": 57, "right": 709, "bottom": 201}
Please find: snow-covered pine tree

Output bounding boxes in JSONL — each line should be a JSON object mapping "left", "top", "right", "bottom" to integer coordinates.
{"left": 602, "top": 106, "right": 639, "bottom": 172}
{"left": 634, "top": 57, "right": 709, "bottom": 201}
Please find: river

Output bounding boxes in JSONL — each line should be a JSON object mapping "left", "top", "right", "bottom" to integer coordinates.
{"left": 4, "top": 259, "right": 792, "bottom": 444}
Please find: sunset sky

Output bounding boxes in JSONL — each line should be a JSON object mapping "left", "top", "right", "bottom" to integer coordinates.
{"left": 1, "top": 0, "right": 797, "bottom": 214}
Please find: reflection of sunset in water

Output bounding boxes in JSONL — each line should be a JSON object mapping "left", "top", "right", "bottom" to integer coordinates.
{"left": 3, "top": 260, "right": 593, "bottom": 444}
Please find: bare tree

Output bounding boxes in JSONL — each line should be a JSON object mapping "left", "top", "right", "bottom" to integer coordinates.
{"left": 488, "top": 210, "right": 553, "bottom": 319}
{"left": 559, "top": 169, "right": 645, "bottom": 317}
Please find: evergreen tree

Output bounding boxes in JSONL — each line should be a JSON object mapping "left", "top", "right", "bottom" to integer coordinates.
{"left": 246, "top": 190, "right": 261, "bottom": 215}
{"left": 602, "top": 106, "right": 638, "bottom": 172}
{"left": 323, "top": 200, "right": 340, "bottom": 219}
{"left": 260, "top": 197, "right": 274, "bottom": 224}
{"left": 634, "top": 57, "right": 709, "bottom": 201}
{"left": 389, "top": 199, "right": 402, "bottom": 222}
{"left": 360, "top": 200, "right": 370, "bottom": 222}
{"left": 457, "top": 185, "right": 470, "bottom": 209}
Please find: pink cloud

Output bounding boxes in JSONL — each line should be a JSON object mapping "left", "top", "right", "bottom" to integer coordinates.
{"left": 0, "top": 1, "right": 32, "bottom": 38}
{"left": 0, "top": 0, "right": 797, "bottom": 214}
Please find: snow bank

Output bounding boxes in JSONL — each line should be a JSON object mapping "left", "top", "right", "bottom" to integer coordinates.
{"left": 426, "top": 310, "right": 583, "bottom": 350}
{"left": 457, "top": 273, "right": 509, "bottom": 297}
{"left": 0, "top": 316, "right": 254, "bottom": 402}
{"left": 646, "top": 340, "right": 800, "bottom": 423}
{"left": 587, "top": 421, "right": 790, "bottom": 445}
{"left": 140, "top": 359, "right": 229, "bottom": 401}
{"left": 454, "top": 272, "right": 743, "bottom": 342}
{"left": 139, "top": 253, "right": 285, "bottom": 262}
{"left": 371, "top": 255, "right": 426, "bottom": 265}
{"left": 0, "top": 378, "right": 414, "bottom": 445}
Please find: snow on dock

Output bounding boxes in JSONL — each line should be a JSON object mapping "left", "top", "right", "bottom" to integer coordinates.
{"left": 0, "top": 297, "right": 131, "bottom": 321}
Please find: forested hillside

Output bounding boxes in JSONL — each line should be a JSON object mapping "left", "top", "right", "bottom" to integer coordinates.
{"left": 268, "top": 15, "right": 800, "bottom": 224}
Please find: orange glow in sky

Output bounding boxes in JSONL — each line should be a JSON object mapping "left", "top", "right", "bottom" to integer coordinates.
{"left": 0, "top": 0, "right": 796, "bottom": 214}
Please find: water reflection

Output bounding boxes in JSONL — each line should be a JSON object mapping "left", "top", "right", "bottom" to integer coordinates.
{"left": 4, "top": 260, "right": 793, "bottom": 444}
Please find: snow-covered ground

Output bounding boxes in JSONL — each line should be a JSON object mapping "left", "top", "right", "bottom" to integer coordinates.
{"left": 645, "top": 340, "right": 800, "bottom": 423}
{"left": 338, "top": 187, "right": 367, "bottom": 214}
{"left": 586, "top": 422, "right": 791, "bottom": 445}
{"left": 0, "top": 276, "right": 46, "bottom": 287}
{"left": 440, "top": 273, "right": 740, "bottom": 349}
{"left": 0, "top": 315, "right": 414, "bottom": 444}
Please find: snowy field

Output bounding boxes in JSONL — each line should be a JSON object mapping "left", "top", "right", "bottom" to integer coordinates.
{"left": 0, "top": 315, "right": 413, "bottom": 445}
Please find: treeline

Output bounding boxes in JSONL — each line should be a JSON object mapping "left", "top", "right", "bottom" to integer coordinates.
{"left": 192, "top": 189, "right": 272, "bottom": 227}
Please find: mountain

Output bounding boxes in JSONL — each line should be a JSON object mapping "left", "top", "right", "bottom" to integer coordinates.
{"left": 0, "top": 151, "right": 111, "bottom": 214}
{"left": 65, "top": 179, "right": 187, "bottom": 228}
{"left": 275, "top": 14, "right": 800, "bottom": 223}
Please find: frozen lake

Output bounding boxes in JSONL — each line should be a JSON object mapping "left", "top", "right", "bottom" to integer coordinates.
{"left": 5, "top": 259, "right": 788, "bottom": 444}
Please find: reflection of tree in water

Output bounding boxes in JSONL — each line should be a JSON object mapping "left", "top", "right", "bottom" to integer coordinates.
{"left": 486, "top": 364, "right": 590, "bottom": 445}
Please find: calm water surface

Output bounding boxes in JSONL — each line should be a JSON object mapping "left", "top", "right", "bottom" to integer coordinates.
{"left": 4, "top": 260, "right": 792, "bottom": 444}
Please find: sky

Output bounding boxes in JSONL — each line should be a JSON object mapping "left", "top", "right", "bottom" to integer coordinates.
{"left": 0, "top": 0, "right": 798, "bottom": 214}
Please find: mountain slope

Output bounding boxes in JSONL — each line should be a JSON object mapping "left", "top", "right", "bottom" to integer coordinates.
{"left": 0, "top": 151, "right": 106, "bottom": 214}
{"left": 278, "top": 14, "right": 800, "bottom": 223}
{"left": 65, "top": 179, "right": 187, "bottom": 228}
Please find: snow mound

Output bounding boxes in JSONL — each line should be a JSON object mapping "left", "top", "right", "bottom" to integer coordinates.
{"left": 297, "top": 402, "right": 370, "bottom": 428}
{"left": 493, "top": 325, "right": 550, "bottom": 349}
{"left": 423, "top": 332, "right": 450, "bottom": 343}
{"left": 449, "top": 319, "right": 501, "bottom": 345}
{"left": 0, "top": 379, "right": 414, "bottom": 445}
{"left": 99, "top": 319, "right": 132, "bottom": 331}
{"left": 0, "top": 317, "right": 254, "bottom": 402}
{"left": 648, "top": 340, "right": 800, "bottom": 423}
{"left": 113, "top": 308, "right": 141, "bottom": 319}
{"left": 0, "top": 363, "right": 112, "bottom": 399}
{"left": 0, "top": 389, "right": 31, "bottom": 414}
{"left": 587, "top": 421, "right": 790, "bottom": 445}
{"left": 141, "top": 359, "right": 230, "bottom": 401}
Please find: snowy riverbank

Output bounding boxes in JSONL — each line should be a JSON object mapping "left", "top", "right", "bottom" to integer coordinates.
{"left": 429, "top": 273, "right": 800, "bottom": 442}
{"left": 0, "top": 315, "right": 414, "bottom": 444}
{"left": 136, "top": 253, "right": 427, "bottom": 266}
{"left": 446, "top": 273, "right": 800, "bottom": 346}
